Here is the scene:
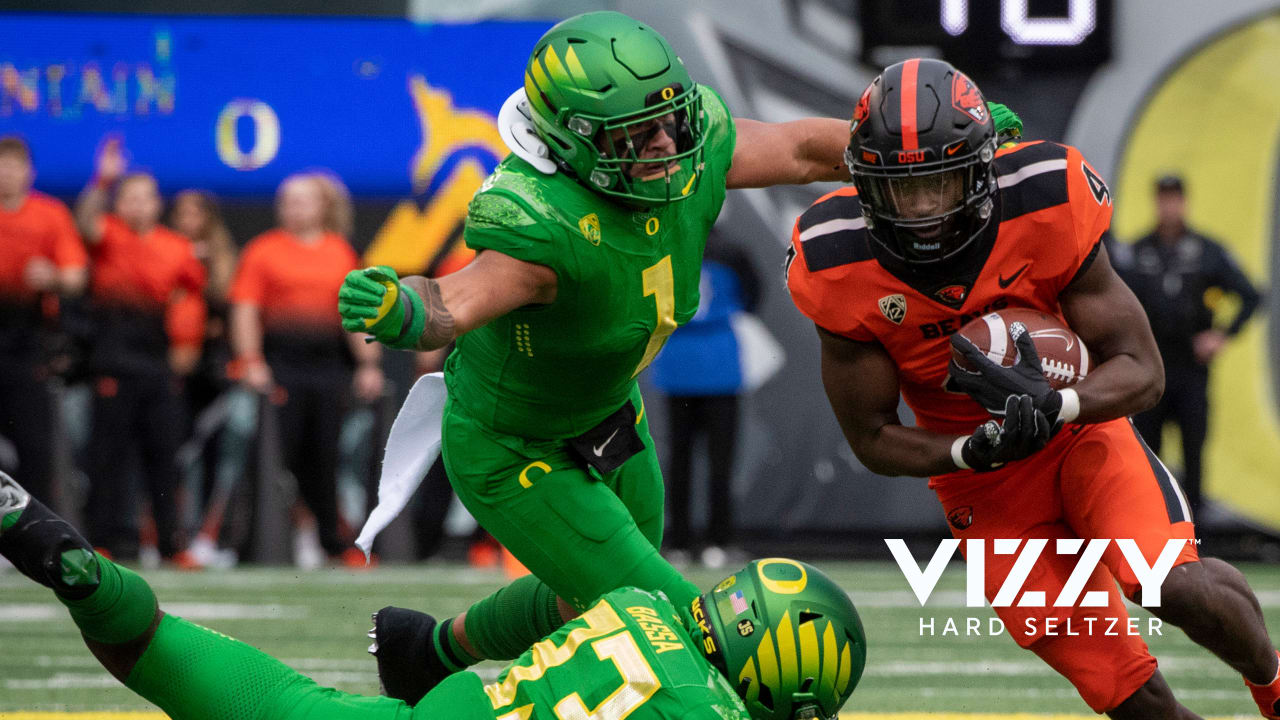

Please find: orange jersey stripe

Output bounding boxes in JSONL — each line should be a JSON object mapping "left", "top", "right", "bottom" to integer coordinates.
{"left": 900, "top": 58, "right": 920, "bottom": 151}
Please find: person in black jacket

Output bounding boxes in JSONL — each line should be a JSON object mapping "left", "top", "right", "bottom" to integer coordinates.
{"left": 1124, "top": 175, "right": 1262, "bottom": 519}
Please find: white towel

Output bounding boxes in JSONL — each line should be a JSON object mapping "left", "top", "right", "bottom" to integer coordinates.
{"left": 354, "top": 372, "right": 448, "bottom": 560}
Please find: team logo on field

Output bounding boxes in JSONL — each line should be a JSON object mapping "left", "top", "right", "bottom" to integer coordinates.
{"left": 934, "top": 284, "right": 968, "bottom": 305}
{"left": 578, "top": 213, "right": 601, "bottom": 245}
{"left": 737, "top": 619, "right": 755, "bottom": 637}
{"left": 878, "top": 294, "right": 907, "bottom": 324}
{"left": 947, "top": 506, "right": 973, "bottom": 530}
{"left": 951, "top": 72, "right": 988, "bottom": 125}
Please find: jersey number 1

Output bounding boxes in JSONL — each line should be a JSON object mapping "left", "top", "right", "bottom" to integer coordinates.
{"left": 632, "top": 255, "right": 677, "bottom": 378}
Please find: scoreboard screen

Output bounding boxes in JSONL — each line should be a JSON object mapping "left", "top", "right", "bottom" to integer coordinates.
{"left": 858, "top": 0, "right": 1113, "bottom": 71}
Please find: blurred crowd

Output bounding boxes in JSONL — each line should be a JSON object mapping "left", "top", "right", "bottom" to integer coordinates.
{"left": 0, "top": 134, "right": 387, "bottom": 569}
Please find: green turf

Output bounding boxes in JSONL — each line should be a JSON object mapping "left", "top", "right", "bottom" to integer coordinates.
{"left": 1, "top": 560, "right": 1276, "bottom": 715}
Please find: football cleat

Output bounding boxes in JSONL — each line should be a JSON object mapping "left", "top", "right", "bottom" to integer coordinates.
{"left": 368, "top": 606, "right": 455, "bottom": 705}
{"left": 0, "top": 471, "right": 100, "bottom": 600}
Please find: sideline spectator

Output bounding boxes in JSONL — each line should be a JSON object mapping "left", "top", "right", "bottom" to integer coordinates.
{"left": 650, "top": 233, "right": 762, "bottom": 568}
{"left": 0, "top": 135, "right": 88, "bottom": 504}
{"left": 167, "top": 190, "right": 238, "bottom": 540}
{"left": 73, "top": 137, "right": 205, "bottom": 563}
{"left": 1125, "top": 175, "right": 1262, "bottom": 518}
{"left": 228, "top": 171, "right": 382, "bottom": 566}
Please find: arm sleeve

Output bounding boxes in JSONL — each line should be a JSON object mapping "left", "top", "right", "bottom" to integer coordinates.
{"left": 49, "top": 201, "right": 88, "bottom": 269}
{"left": 228, "top": 241, "right": 267, "bottom": 306}
{"left": 463, "top": 191, "right": 568, "bottom": 280}
{"left": 1208, "top": 241, "right": 1262, "bottom": 336}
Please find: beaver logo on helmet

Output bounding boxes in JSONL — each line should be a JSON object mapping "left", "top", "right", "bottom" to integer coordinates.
{"left": 850, "top": 84, "right": 873, "bottom": 134}
{"left": 952, "top": 72, "right": 989, "bottom": 125}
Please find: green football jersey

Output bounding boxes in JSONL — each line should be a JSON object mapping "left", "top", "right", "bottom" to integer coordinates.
{"left": 446, "top": 86, "right": 737, "bottom": 439}
{"left": 484, "top": 587, "right": 750, "bottom": 720}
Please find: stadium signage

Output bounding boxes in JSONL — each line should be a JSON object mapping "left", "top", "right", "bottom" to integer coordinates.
{"left": 885, "top": 537, "right": 1190, "bottom": 608}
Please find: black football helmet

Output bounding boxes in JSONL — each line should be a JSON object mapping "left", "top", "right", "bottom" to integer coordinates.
{"left": 845, "top": 58, "right": 997, "bottom": 266}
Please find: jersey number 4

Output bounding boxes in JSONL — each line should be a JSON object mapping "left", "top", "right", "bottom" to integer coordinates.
{"left": 631, "top": 255, "right": 678, "bottom": 378}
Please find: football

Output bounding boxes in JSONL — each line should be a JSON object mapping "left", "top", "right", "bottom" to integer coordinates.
{"left": 951, "top": 308, "right": 1091, "bottom": 389}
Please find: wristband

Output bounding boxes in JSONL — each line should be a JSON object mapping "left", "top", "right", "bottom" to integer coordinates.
{"left": 1058, "top": 388, "right": 1081, "bottom": 423}
{"left": 384, "top": 282, "right": 427, "bottom": 350}
{"left": 951, "top": 436, "right": 971, "bottom": 470}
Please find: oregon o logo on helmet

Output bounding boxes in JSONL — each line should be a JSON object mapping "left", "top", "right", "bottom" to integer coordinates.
{"left": 757, "top": 558, "right": 808, "bottom": 595}
{"left": 885, "top": 538, "right": 1190, "bottom": 608}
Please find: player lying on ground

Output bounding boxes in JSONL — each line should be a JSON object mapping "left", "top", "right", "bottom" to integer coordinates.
{"left": 0, "top": 471, "right": 866, "bottom": 720}
{"left": 785, "top": 57, "right": 1280, "bottom": 719}
{"left": 337, "top": 11, "right": 1021, "bottom": 704}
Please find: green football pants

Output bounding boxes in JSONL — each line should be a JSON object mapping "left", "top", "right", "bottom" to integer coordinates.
{"left": 441, "top": 386, "right": 700, "bottom": 611}
{"left": 128, "top": 613, "right": 493, "bottom": 720}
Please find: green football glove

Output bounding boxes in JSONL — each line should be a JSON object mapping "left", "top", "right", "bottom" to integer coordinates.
{"left": 987, "top": 101, "right": 1023, "bottom": 146}
{"left": 338, "top": 266, "right": 426, "bottom": 350}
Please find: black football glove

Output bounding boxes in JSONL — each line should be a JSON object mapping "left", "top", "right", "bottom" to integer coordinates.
{"left": 959, "top": 395, "right": 1055, "bottom": 472}
{"left": 949, "top": 321, "right": 1065, "bottom": 430}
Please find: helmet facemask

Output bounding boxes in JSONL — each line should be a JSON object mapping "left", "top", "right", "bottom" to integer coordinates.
{"left": 848, "top": 140, "right": 996, "bottom": 265}
{"left": 576, "top": 83, "right": 706, "bottom": 207}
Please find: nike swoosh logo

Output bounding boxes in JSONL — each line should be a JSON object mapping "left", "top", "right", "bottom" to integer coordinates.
{"left": 998, "top": 263, "right": 1030, "bottom": 289}
{"left": 593, "top": 428, "right": 621, "bottom": 457}
{"left": 946, "top": 144, "right": 964, "bottom": 156}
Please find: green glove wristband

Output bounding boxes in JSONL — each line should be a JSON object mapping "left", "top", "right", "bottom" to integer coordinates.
{"left": 384, "top": 282, "right": 427, "bottom": 350}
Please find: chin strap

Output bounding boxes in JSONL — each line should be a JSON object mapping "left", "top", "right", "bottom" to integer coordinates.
{"left": 498, "top": 88, "right": 556, "bottom": 175}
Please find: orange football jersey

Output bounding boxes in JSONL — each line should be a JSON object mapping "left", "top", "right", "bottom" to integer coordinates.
{"left": 787, "top": 141, "right": 1112, "bottom": 436}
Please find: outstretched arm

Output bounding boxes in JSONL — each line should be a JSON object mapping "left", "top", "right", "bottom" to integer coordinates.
{"left": 726, "top": 118, "right": 850, "bottom": 189}
{"left": 340, "top": 249, "right": 558, "bottom": 352}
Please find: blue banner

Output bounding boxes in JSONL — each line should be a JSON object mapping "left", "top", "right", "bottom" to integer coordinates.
{"left": 0, "top": 14, "right": 552, "bottom": 196}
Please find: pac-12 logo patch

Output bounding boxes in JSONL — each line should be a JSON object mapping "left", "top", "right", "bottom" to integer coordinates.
{"left": 951, "top": 72, "right": 988, "bottom": 125}
{"left": 878, "top": 294, "right": 907, "bottom": 324}
{"left": 578, "top": 213, "right": 601, "bottom": 245}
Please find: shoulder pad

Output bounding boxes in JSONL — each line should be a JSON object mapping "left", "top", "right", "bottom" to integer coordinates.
{"left": 796, "top": 190, "right": 873, "bottom": 272}
{"left": 995, "top": 141, "right": 1070, "bottom": 220}
{"left": 467, "top": 191, "right": 540, "bottom": 229}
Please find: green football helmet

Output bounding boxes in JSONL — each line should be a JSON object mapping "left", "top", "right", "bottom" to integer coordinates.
{"left": 523, "top": 11, "right": 706, "bottom": 207}
{"left": 689, "top": 559, "right": 867, "bottom": 720}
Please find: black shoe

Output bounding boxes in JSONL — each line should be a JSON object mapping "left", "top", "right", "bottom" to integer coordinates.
{"left": 0, "top": 471, "right": 99, "bottom": 600}
{"left": 367, "top": 606, "right": 457, "bottom": 705}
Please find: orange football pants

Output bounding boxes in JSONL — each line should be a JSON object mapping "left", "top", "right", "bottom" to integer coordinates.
{"left": 932, "top": 418, "right": 1199, "bottom": 712}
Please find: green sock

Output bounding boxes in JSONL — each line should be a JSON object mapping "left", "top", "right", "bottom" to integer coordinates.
{"left": 433, "top": 617, "right": 481, "bottom": 672}
{"left": 461, "top": 575, "right": 565, "bottom": 662}
{"left": 59, "top": 555, "right": 158, "bottom": 645}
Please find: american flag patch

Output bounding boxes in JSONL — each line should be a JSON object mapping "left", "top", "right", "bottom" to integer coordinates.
{"left": 730, "top": 590, "right": 748, "bottom": 615}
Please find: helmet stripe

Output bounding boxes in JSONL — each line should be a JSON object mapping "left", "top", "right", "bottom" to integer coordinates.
{"left": 530, "top": 51, "right": 552, "bottom": 95}
{"left": 756, "top": 628, "right": 780, "bottom": 693}
{"left": 543, "top": 45, "right": 572, "bottom": 88}
{"left": 563, "top": 46, "right": 590, "bottom": 87}
{"left": 738, "top": 656, "right": 760, "bottom": 701}
{"left": 776, "top": 613, "right": 798, "bottom": 692}
{"left": 820, "top": 622, "right": 839, "bottom": 692}
{"left": 835, "top": 641, "right": 854, "bottom": 695}
{"left": 900, "top": 57, "right": 920, "bottom": 151}
{"left": 798, "top": 618, "right": 820, "bottom": 685}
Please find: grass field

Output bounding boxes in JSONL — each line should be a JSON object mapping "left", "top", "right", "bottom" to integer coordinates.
{"left": 2, "top": 560, "right": 1277, "bottom": 717}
